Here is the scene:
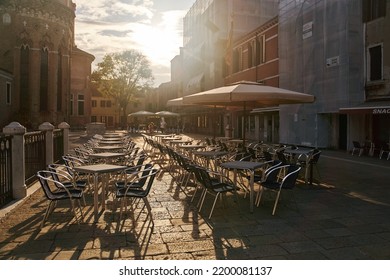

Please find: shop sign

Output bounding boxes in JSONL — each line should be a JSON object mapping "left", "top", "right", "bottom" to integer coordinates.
{"left": 372, "top": 108, "right": 390, "bottom": 114}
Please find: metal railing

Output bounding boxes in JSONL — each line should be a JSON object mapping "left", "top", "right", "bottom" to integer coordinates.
{"left": 0, "top": 135, "right": 13, "bottom": 208}
{"left": 53, "top": 129, "right": 64, "bottom": 163}
{"left": 24, "top": 131, "right": 46, "bottom": 185}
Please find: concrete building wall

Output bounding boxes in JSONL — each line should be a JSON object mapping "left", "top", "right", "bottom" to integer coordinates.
{"left": 278, "top": 0, "right": 365, "bottom": 148}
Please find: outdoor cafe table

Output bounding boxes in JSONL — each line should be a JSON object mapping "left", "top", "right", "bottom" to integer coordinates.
{"left": 88, "top": 152, "right": 126, "bottom": 164}
{"left": 74, "top": 164, "right": 127, "bottom": 222}
{"left": 103, "top": 133, "right": 124, "bottom": 138}
{"left": 284, "top": 148, "right": 314, "bottom": 184}
{"left": 169, "top": 139, "right": 192, "bottom": 147}
{"left": 153, "top": 134, "right": 175, "bottom": 142}
{"left": 178, "top": 144, "right": 206, "bottom": 152}
{"left": 93, "top": 145, "right": 125, "bottom": 152}
{"left": 220, "top": 161, "right": 267, "bottom": 213}
{"left": 192, "top": 150, "right": 229, "bottom": 170}
{"left": 162, "top": 136, "right": 182, "bottom": 143}
{"left": 98, "top": 140, "right": 124, "bottom": 145}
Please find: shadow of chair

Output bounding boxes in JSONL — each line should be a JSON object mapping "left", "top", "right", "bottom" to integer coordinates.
{"left": 37, "top": 170, "right": 84, "bottom": 228}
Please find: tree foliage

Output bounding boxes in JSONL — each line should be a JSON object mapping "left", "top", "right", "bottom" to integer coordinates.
{"left": 91, "top": 50, "right": 154, "bottom": 125}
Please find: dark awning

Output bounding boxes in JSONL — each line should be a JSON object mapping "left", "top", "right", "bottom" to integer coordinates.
{"left": 339, "top": 102, "right": 390, "bottom": 115}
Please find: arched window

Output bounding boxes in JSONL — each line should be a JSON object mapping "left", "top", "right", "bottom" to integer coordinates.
{"left": 40, "top": 48, "right": 49, "bottom": 111}
{"left": 2, "top": 13, "right": 11, "bottom": 25}
{"left": 20, "top": 45, "right": 30, "bottom": 111}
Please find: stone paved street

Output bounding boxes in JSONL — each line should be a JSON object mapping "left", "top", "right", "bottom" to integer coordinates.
{"left": 1, "top": 132, "right": 390, "bottom": 260}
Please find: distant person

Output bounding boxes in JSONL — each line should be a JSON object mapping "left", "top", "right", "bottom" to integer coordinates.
{"left": 160, "top": 118, "right": 167, "bottom": 133}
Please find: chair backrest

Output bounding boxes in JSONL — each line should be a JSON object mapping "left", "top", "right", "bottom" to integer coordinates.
{"left": 194, "top": 166, "right": 217, "bottom": 190}
{"left": 47, "top": 164, "right": 73, "bottom": 188}
{"left": 353, "top": 141, "right": 361, "bottom": 148}
{"left": 134, "top": 163, "right": 154, "bottom": 187}
{"left": 126, "top": 168, "right": 160, "bottom": 197}
{"left": 263, "top": 150, "right": 273, "bottom": 161}
{"left": 139, "top": 168, "right": 159, "bottom": 196}
{"left": 37, "top": 170, "right": 67, "bottom": 200}
{"left": 280, "top": 165, "right": 301, "bottom": 189}
{"left": 263, "top": 164, "right": 287, "bottom": 183}
{"left": 276, "top": 151, "right": 289, "bottom": 164}
{"left": 309, "top": 150, "right": 321, "bottom": 164}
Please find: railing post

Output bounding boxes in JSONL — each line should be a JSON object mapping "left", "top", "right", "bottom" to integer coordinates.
{"left": 3, "top": 122, "right": 27, "bottom": 199}
{"left": 39, "top": 122, "right": 54, "bottom": 166}
{"left": 58, "top": 122, "right": 70, "bottom": 156}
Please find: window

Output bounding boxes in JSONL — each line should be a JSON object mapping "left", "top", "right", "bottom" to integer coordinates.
{"left": 57, "top": 52, "right": 62, "bottom": 111}
{"left": 92, "top": 100, "right": 97, "bottom": 107}
{"left": 6, "top": 82, "right": 11, "bottom": 105}
{"left": 40, "top": 48, "right": 49, "bottom": 111}
{"left": 69, "top": 94, "right": 73, "bottom": 115}
{"left": 20, "top": 45, "right": 29, "bottom": 111}
{"left": 3, "top": 13, "right": 11, "bottom": 24}
{"left": 106, "top": 100, "right": 112, "bottom": 107}
{"left": 368, "top": 44, "right": 383, "bottom": 81}
{"left": 91, "top": 116, "right": 97, "bottom": 122}
{"left": 233, "top": 48, "right": 243, "bottom": 73}
{"left": 100, "top": 100, "right": 106, "bottom": 107}
{"left": 363, "top": 0, "right": 386, "bottom": 22}
{"left": 248, "top": 40, "right": 255, "bottom": 68}
{"left": 78, "top": 94, "right": 84, "bottom": 115}
{"left": 256, "top": 35, "right": 266, "bottom": 65}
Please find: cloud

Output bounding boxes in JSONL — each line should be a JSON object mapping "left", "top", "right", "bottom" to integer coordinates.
{"left": 73, "top": 0, "right": 189, "bottom": 86}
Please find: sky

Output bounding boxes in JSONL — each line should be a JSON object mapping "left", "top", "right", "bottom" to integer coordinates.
{"left": 73, "top": 0, "right": 196, "bottom": 87}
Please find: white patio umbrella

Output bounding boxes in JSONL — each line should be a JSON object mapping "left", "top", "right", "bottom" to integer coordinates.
{"left": 155, "top": 111, "right": 180, "bottom": 117}
{"left": 128, "top": 110, "right": 156, "bottom": 117}
{"left": 183, "top": 81, "right": 315, "bottom": 146}
{"left": 166, "top": 97, "right": 186, "bottom": 107}
{"left": 183, "top": 81, "right": 315, "bottom": 107}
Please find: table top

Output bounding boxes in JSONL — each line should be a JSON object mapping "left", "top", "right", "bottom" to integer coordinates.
{"left": 103, "top": 133, "right": 124, "bottom": 138}
{"left": 74, "top": 164, "right": 127, "bottom": 174}
{"left": 284, "top": 148, "right": 313, "bottom": 155}
{"left": 170, "top": 139, "right": 192, "bottom": 144}
{"left": 193, "top": 150, "right": 229, "bottom": 158}
{"left": 154, "top": 134, "right": 174, "bottom": 138}
{"left": 99, "top": 140, "right": 124, "bottom": 144}
{"left": 94, "top": 145, "right": 125, "bottom": 150}
{"left": 89, "top": 152, "right": 126, "bottom": 158}
{"left": 178, "top": 144, "right": 206, "bottom": 149}
{"left": 220, "top": 161, "right": 266, "bottom": 170}
{"left": 228, "top": 139, "right": 244, "bottom": 143}
{"left": 162, "top": 137, "right": 182, "bottom": 141}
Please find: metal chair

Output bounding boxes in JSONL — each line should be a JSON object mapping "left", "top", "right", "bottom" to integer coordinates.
{"left": 192, "top": 165, "right": 238, "bottom": 219}
{"left": 352, "top": 141, "right": 364, "bottom": 156}
{"left": 115, "top": 168, "right": 160, "bottom": 221}
{"left": 257, "top": 165, "right": 301, "bottom": 215}
{"left": 37, "top": 170, "right": 84, "bottom": 228}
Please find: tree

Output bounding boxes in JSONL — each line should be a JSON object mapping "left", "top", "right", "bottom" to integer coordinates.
{"left": 91, "top": 50, "right": 154, "bottom": 128}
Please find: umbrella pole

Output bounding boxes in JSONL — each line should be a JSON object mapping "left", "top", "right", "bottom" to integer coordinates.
{"left": 213, "top": 105, "right": 216, "bottom": 139}
{"left": 243, "top": 102, "right": 246, "bottom": 150}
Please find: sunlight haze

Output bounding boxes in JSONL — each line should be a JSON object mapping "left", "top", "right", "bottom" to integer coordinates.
{"left": 74, "top": 0, "right": 196, "bottom": 87}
